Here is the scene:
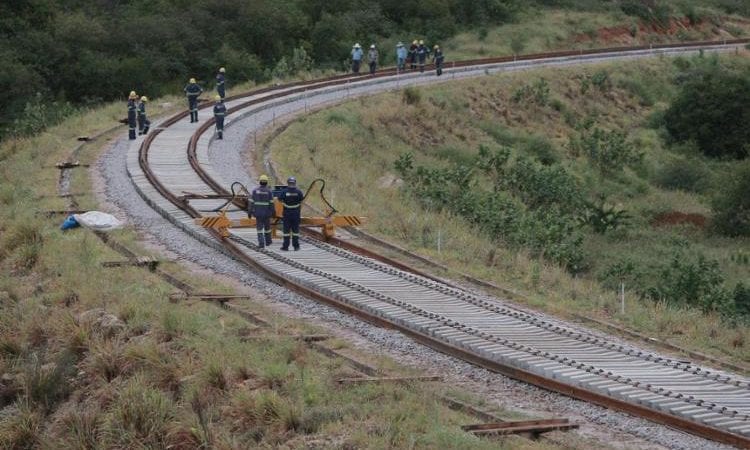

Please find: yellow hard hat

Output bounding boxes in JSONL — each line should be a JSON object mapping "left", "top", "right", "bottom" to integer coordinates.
{"left": 419, "top": 40, "right": 424, "bottom": 45}
{"left": 140, "top": 96, "right": 148, "bottom": 102}
{"left": 189, "top": 77, "right": 196, "bottom": 83}
{"left": 412, "top": 40, "right": 417, "bottom": 45}
{"left": 259, "top": 174, "right": 269, "bottom": 183}
{"left": 434, "top": 45, "right": 439, "bottom": 49}
{"left": 129, "top": 91, "right": 137, "bottom": 99}
{"left": 215, "top": 95, "right": 221, "bottom": 101}
{"left": 219, "top": 67, "right": 225, "bottom": 73}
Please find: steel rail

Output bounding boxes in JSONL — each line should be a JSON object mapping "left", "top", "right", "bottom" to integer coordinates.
{"left": 135, "top": 40, "right": 750, "bottom": 448}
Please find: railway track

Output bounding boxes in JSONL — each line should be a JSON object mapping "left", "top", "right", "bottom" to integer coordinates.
{"left": 125, "top": 40, "right": 750, "bottom": 448}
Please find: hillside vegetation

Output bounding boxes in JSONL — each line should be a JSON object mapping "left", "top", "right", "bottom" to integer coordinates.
{"left": 269, "top": 52, "right": 750, "bottom": 361}
{"left": 3, "top": 0, "right": 750, "bottom": 139}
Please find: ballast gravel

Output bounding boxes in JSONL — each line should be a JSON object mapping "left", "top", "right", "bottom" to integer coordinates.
{"left": 94, "top": 50, "right": 745, "bottom": 450}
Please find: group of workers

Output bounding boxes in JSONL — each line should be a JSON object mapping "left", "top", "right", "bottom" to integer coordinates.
{"left": 127, "top": 67, "right": 227, "bottom": 141}
{"left": 128, "top": 66, "right": 301, "bottom": 250}
{"left": 130, "top": 38, "right": 444, "bottom": 141}
{"left": 126, "top": 92, "right": 150, "bottom": 140}
{"left": 183, "top": 68, "right": 227, "bottom": 138}
{"left": 352, "top": 40, "right": 444, "bottom": 75}
{"left": 248, "top": 174, "right": 303, "bottom": 251}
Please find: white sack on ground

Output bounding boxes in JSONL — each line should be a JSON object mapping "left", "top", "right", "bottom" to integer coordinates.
{"left": 73, "top": 211, "right": 123, "bottom": 231}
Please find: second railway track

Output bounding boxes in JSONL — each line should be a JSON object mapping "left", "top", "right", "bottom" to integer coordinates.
{"left": 124, "top": 41, "right": 750, "bottom": 448}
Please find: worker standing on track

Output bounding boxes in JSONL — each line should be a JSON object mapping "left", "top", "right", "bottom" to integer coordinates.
{"left": 213, "top": 95, "right": 226, "bottom": 139}
{"left": 248, "top": 174, "right": 274, "bottom": 248}
{"left": 216, "top": 67, "right": 226, "bottom": 100}
{"left": 396, "top": 42, "right": 407, "bottom": 71}
{"left": 279, "top": 176, "right": 303, "bottom": 251}
{"left": 417, "top": 40, "right": 430, "bottom": 73}
{"left": 433, "top": 45, "right": 444, "bottom": 76}
{"left": 127, "top": 91, "right": 138, "bottom": 140}
{"left": 408, "top": 40, "right": 418, "bottom": 70}
{"left": 351, "top": 43, "right": 363, "bottom": 74}
{"left": 184, "top": 77, "right": 203, "bottom": 123}
{"left": 367, "top": 44, "right": 378, "bottom": 75}
{"left": 137, "top": 96, "right": 151, "bottom": 135}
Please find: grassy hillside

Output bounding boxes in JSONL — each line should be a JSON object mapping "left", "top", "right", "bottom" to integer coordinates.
{"left": 268, "top": 52, "right": 750, "bottom": 363}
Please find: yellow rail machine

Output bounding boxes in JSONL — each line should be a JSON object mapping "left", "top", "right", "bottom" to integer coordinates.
{"left": 192, "top": 179, "right": 365, "bottom": 239}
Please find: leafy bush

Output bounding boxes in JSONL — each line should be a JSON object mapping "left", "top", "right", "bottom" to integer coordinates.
{"left": 569, "top": 123, "right": 641, "bottom": 173}
{"left": 511, "top": 78, "right": 550, "bottom": 106}
{"left": 504, "top": 156, "right": 583, "bottom": 212}
{"left": 643, "top": 252, "right": 729, "bottom": 312}
{"left": 520, "top": 134, "right": 559, "bottom": 165}
{"left": 653, "top": 157, "right": 711, "bottom": 193}
{"left": 579, "top": 199, "right": 630, "bottom": 233}
{"left": 591, "top": 69, "right": 612, "bottom": 92}
{"left": 711, "top": 162, "right": 750, "bottom": 236}
{"left": 665, "top": 65, "right": 750, "bottom": 159}
{"left": 396, "top": 146, "right": 587, "bottom": 271}
{"left": 11, "top": 93, "right": 78, "bottom": 138}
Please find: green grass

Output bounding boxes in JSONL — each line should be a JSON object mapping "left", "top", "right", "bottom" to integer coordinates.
{"left": 268, "top": 53, "right": 750, "bottom": 365}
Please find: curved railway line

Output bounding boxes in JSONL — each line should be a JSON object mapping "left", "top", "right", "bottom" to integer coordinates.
{"left": 125, "top": 40, "right": 750, "bottom": 448}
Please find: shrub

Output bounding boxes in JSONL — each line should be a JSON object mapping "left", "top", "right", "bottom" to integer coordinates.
{"left": 570, "top": 124, "right": 642, "bottom": 173}
{"left": 396, "top": 147, "right": 587, "bottom": 272}
{"left": 711, "top": 162, "right": 750, "bottom": 236}
{"left": 665, "top": 66, "right": 750, "bottom": 159}
{"left": 598, "top": 257, "right": 645, "bottom": 290}
{"left": 11, "top": 93, "right": 78, "bottom": 137}
{"left": 733, "top": 283, "right": 750, "bottom": 319}
{"left": 402, "top": 87, "right": 421, "bottom": 105}
{"left": 511, "top": 78, "right": 550, "bottom": 106}
{"left": 520, "top": 134, "right": 559, "bottom": 165}
{"left": 0, "top": 401, "right": 42, "bottom": 449}
{"left": 2, "top": 222, "right": 43, "bottom": 271}
{"left": 58, "top": 406, "right": 102, "bottom": 450}
{"left": 590, "top": 69, "right": 611, "bottom": 91}
{"left": 579, "top": 199, "right": 630, "bottom": 233}
{"left": 653, "top": 157, "right": 711, "bottom": 193}
{"left": 22, "top": 351, "right": 76, "bottom": 414}
{"left": 644, "top": 252, "right": 730, "bottom": 312}
{"left": 103, "top": 378, "right": 175, "bottom": 448}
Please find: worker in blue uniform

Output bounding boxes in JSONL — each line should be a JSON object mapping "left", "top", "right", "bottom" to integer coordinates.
{"left": 137, "top": 96, "right": 150, "bottom": 135}
{"left": 433, "top": 45, "right": 444, "bottom": 76}
{"left": 408, "top": 40, "right": 418, "bottom": 69}
{"left": 248, "top": 174, "right": 274, "bottom": 248}
{"left": 184, "top": 77, "right": 203, "bottom": 123}
{"left": 216, "top": 67, "right": 226, "bottom": 100}
{"left": 213, "top": 95, "right": 226, "bottom": 139}
{"left": 351, "top": 43, "right": 363, "bottom": 74}
{"left": 279, "top": 176, "right": 303, "bottom": 251}
{"left": 416, "top": 40, "right": 430, "bottom": 73}
{"left": 396, "top": 42, "right": 407, "bottom": 71}
{"left": 127, "top": 91, "right": 138, "bottom": 140}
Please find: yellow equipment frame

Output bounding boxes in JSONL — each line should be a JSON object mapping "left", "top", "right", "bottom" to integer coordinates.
{"left": 193, "top": 179, "right": 365, "bottom": 240}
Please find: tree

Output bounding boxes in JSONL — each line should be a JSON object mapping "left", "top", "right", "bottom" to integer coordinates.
{"left": 664, "top": 66, "right": 750, "bottom": 160}
{"left": 712, "top": 162, "right": 750, "bottom": 237}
